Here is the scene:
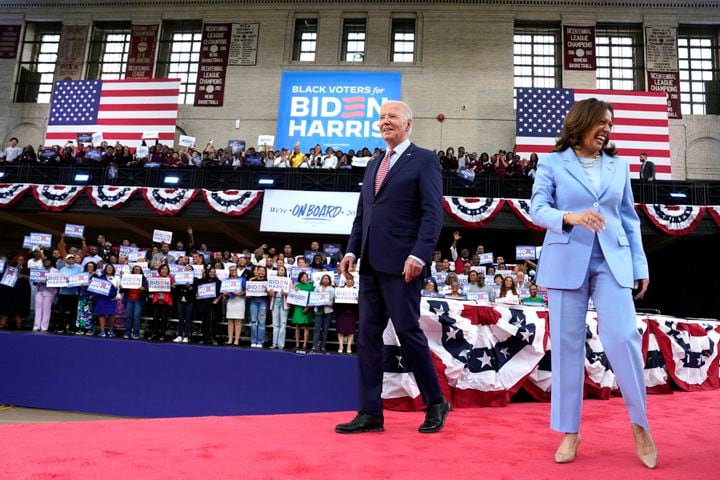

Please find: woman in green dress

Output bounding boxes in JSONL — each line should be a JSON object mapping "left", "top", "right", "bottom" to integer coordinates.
{"left": 291, "top": 271, "right": 314, "bottom": 352}
{"left": 76, "top": 261, "right": 97, "bottom": 334}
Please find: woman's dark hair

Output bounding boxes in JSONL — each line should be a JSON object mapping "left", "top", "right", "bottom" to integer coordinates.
{"left": 424, "top": 277, "right": 438, "bottom": 291}
{"left": 553, "top": 98, "right": 617, "bottom": 156}
{"left": 500, "top": 276, "right": 519, "bottom": 297}
{"left": 297, "top": 272, "right": 308, "bottom": 283}
{"left": 84, "top": 261, "right": 96, "bottom": 273}
{"left": 158, "top": 264, "right": 170, "bottom": 275}
{"left": 320, "top": 274, "right": 332, "bottom": 286}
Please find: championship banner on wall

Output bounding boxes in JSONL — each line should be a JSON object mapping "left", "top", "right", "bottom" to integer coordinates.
{"left": 563, "top": 26, "right": 596, "bottom": 70}
{"left": 276, "top": 71, "right": 402, "bottom": 152}
{"left": 125, "top": 24, "right": 159, "bottom": 79}
{"left": 54, "top": 24, "right": 89, "bottom": 81}
{"left": 194, "top": 23, "right": 231, "bottom": 106}
{"left": 646, "top": 26, "right": 681, "bottom": 119}
{"left": 260, "top": 190, "right": 359, "bottom": 235}
{"left": 0, "top": 25, "right": 21, "bottom": 59}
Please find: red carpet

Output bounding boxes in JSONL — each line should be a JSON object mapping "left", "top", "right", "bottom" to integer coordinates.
{"left": 1, "top": 390, "right": 718, "bottom": 480}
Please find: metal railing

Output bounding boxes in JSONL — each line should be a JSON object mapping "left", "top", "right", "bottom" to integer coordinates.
{"left": 0, "top": 163, "right": 717, "bottom": 205}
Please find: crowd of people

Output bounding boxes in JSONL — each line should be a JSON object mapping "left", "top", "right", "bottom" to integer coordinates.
{"left": 1, "top": 136, "right": 538, "bottom": 178}
{"left": 0, "top": 228, "right": 544, "bottom": 353}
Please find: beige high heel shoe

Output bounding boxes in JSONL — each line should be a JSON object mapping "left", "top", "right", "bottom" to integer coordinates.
{"left": 632, "top": 425, "right": 658, "bottom": 469}
{"left": 554, "top": 434, "right": 581, "bottom": 464}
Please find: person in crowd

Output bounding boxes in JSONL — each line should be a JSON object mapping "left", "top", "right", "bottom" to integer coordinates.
{"left": 334, "top": 275, "right": 358, "bottom": 354}
{"left": 497, "top": 276, "right": 519, "bottom": 304}
{"left": 522, "top": 284, "right": 545, "bottom": 306}
{"left": 516, "top": 270, "right": 529, "bottom": 289}
{"left": 32, "top": 257, "right": 58, "bottom": 332}
{"left": 311, "top": 274, "right": 335, "bottom": 353}
{"left": 337, "top": 100, "right": 450, "bottom": 435}
{"left": 76, "top": 261, "right": 97, "bottom": 335}
{"left": 321, "top": 147, "right": 338, "bottom": 169}
{"left": 151, "top": 243, "right": 176, "bottom": 266}
{"left": 525, "top": 153, "right": 539, "bottom": 179}
{"left": 269, "top": 264, "right": 290, "bottom": 349}
{"left": 450, "top": 231, "right": 471, "bottom": 273}
{"left": 223, "top": 265, "right": 246, "bottom": 346}
{"left": 195, "top": 268, "right": 222, "bottom": 345}
{"left": 291, "top": 271, "right": 314, "bottom": 352}
{"left": 467, "top": 271, "right": 495, "bottom": 301}
{"left": 94, "top": 264, "right": 120, "bottom": 338}
{"left": 493, "top": 152, "right": 508, "bottom": 178}
{"left": 56, "top": 254, "right": 82, "bottom": 333}
{"left": 441, "top": 272, "right": 459, "bottom": 295}
{"left": 1, "top": 137, "right": 22, "bottom": 163}
{"left": 122, "top": 265, "right": 146, "bottom": 340}
{"left": 290, "top": 142, "right": 305, "bottom": 168}
{"left": 639, "top": 152, "right": 655, "bottom": 182}
{"left": 446, "top": 281, "right": 464, "bottom": 298}
{"left": 1, "top": 255, "right": 31, "bottom": 329}
{"left": 273, "top": 148, "right": 291, "bottom": 168}
{"left": 81, "top": 245, "right": 103, "bottom": 267}
{"left": 173, "top": 265, "right": 196, "bottom": 344}
{"left": 530, "top": 97, "right": 656, "bottom": 467}
{"left": 27, "top": 247, "right": 44, "bottom": 313}
{"left": 493, "top": 273, "right": 503, "bottom": 286}
{"left": 149, "top": 264, "right": 174, "bottom": 341}
{"left": 421, "top": 277, "right": 441, "bottom": 297}
{"left": 441, "top": 147, "right": 458, "bottom": 171}
{"left": 465, "top": 270, "right": 480, "bottom": 290}
{"left": 248, "top": 266, "right": 269, "bottom": 348}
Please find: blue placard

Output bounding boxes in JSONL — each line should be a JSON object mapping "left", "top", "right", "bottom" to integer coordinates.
{"left": 275, "top": 71, "right": 402, "bottom": 153}
{"left": 515, "top": 245, "right": 537, "bottom": 260}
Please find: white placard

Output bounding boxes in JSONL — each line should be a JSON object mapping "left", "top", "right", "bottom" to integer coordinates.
{"left": 92, "top": 132, "right": 103, "bottom": 145}
{"left": 261, "top": 190, "right": 360, "bottom": 235}
{"left": 152, "top": 229, "right": 173, "bottom": 244}
{"left": 192, "top": 264, "right": 205, "bottom": 279}
{"left": 66, "top": 272, "right": 90, "bottom": 287}
{"left": 309, "top": 291, "right": 332, "bottom": 306}
{"left": 470, "top": 266, "right": 486, "bottom": 274}
{"left": 46, "top": 272, "right": 68, "bottom": 288}
{"left": 169, "top": 264, "right": 184, "bottom": 276}
{"left": 197, "top": 282, "right": 217, "bottom": 299}
{"left": 215, "top": 269, "right": 229, "bottom": 280}
{"left": 174, "top": 271, "right": 194, "bottom": 285}
{"left": 64, "top": 224, "right": 85, "bottom": 238}
{"left": 334, "top": 287, "right": 358, "bottom": 304}
{"left": 30, "top": 269, "right": 47, "bottom": 283}
{"left": 312, "top": 271, "right": 335, "bottom": 287}
{"left": 246, "top": 280, "right": 268, "bottom": 297}
{"left": 114, "top": 264, "right": 130, "bottom": 276}
{"left": 287, "top": 289, "right": 309, "bottom": 307}
{"left": 148, "top": 276, "right": 171, "bottom": 292}
{"left": 168, "top": 250, "right": 186, "bottom": 260}
{"left": 142, "top": 131, "right": 159, "bottom": 140}
{"left": 267, "top": 276, "right": 290, "bottom": 292}
{"left": 466, "top": 291, "right": 490, "bottom": 302}
{"left": 515, "top": 245, "right": 537, "bottom": 260}
{"left": 0, "top": 266, "right": 18, "bottom": 287}
{"left": 456, "top": 274, "right": 468, "bottom": 285}
{"left": 497, "top": 270, "right": 514, "bottom": 278}
{"left": 479, "top": 253, "right": 494, "bottom": 265}
{"left": 87, "top": 277, "right": 112, "bottom": 295}
{"left": 121, "top": 273, "right": 143, "bottom": 289}
{"left": 136, "top": 145, "right": 149, "bottom": 159}
{"left": 179, "top": 135, "right": 196, "bottom": 148}
{"left": 30, "top": 232, "right": 52, "bottom": 248}
{"left": 257, "top": 134, "right": 275, "bottom": 147}
{"left": 220, "top": 278, "right": 244, "bottom": 293}
{"left": 23, "top": 236, "right": 38, "bottom": 249}
{"left": 433, "top": 271, "right": 447, "bottom": 283}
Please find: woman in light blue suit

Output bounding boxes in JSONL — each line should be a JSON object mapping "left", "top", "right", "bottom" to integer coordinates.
{"left": 530, "top": 98, "right": 657, "bottom": 468}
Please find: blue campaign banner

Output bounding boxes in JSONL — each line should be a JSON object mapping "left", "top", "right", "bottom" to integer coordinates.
{"left": 276, "top": 71, "right": 402, "bottom": 153}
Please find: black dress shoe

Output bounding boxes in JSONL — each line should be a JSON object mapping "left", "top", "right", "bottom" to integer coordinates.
{"left": 419, "top": 399, "right": 451, "bottom": 433}
{"left": 335, "top": 412, "right": 384, "bottom": 434}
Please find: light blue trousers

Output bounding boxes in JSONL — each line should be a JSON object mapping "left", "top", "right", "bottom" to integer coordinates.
{"left": 547, "top": 238, "right": 649, "bottom": 433}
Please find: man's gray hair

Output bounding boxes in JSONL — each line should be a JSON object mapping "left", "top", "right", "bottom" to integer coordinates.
{"left": 384, "top": 100, "right": 413, "bottom": 121}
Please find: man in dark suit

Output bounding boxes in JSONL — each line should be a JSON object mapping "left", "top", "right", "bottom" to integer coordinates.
{"left": 639, "top": 152, "right": 655, "bottom": 181}
{"left": 336, "top": 101, "right": 450, "bottom": 434}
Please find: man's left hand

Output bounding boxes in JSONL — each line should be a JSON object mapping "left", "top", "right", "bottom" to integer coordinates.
{"left": 402, "top": 257, "right": 423, "bottom": 283}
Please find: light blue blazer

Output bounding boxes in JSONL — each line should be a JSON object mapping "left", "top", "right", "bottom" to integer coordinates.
{"left": 530, "top": 147, "right": 649, "bottom": 290}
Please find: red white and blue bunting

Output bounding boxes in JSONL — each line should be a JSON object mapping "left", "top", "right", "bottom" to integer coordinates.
{"left": 143, "top": 188, "right": 199, "bottom": 216}
{"left": 382, "top": 299, "right": 720, "bottom": 410}
{"left": 506, "top": 198, "right": 545, "bottom": 231}
{"left": 708, "top": 206, "right": 720, "bottom": 229}
{"left": 442, "top": 196, "right": 505, "bottom": 228}
{"left": 88, "top": 186, "right": 139, "bottom": 209}
{"left": 32, "top": 185, "right": 85, "bottom": 212}
{"left": 202, "top": 189, "right": 263, "bottom": 216}
{"left": 0, "top": 183, "right": 31, "bottom": 207}
{"left": 641, "top": 204, "right": 706, "bottom": 236}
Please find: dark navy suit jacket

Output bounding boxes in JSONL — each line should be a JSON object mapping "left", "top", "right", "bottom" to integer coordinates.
{"left": 347, "top": 143, "right": 443, "bottom": 275}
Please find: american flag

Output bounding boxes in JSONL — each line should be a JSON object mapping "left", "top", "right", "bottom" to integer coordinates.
{"left": 515, "top": 88, "right": 671, "bottom": 180}
{"left": 44, "top": 78, "right": 181, "bottom": 149}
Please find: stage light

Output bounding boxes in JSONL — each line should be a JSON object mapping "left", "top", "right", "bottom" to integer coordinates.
{"left": 358, "top": 182, "right": 363, "bottom": 186}
{"left": 0, "top": 171, "right": 4, "bottom": 178}
{"left": 74, "top": 173, "right": 90, "bottom": 183}
{"left": 163, "top": 175, "right": 180, "bottom": 185}
{"left": 258, "top": 178, "right": 274, "bottom": 185}
{"left": 669, "top": 192, "right": 687, "bottom": 199}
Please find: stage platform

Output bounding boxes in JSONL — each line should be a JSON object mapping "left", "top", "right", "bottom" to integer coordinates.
{"left": 0, "top": 331, "right": 358, "bottom": 418}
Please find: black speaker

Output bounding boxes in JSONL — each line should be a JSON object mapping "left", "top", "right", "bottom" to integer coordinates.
{"left": 14, "top": 67, "right": 42, "bottom": 102}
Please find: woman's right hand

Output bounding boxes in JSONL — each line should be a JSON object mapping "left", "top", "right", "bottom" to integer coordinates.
{"left": 563, "top": 210, "right": 606, "bottom": 232}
